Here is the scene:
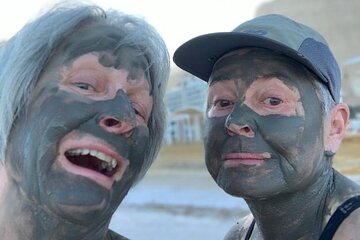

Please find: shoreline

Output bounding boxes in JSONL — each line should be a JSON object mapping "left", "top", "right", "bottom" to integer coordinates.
{"left": 110, "top": 168, "right": 360, "bottom": 240}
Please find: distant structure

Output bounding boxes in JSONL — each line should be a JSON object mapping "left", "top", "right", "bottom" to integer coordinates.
{"left": 343, "top": 57, "right": 360, "bottom": 133}
{"left": 256, "top": 0, "right": 360, "bottom": 133}
{"left": 343, "top": 58, "right": 360, "bottom": 106}
{"left": 256, "top": 0, "right": 360, "bottom": 108}
{"left": 164, "top": 67, "right": 207, "bottom": 144}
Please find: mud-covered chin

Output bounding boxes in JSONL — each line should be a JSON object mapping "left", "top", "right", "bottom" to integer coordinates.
{"left": 40, "top": 128, "right": 149, "bottom": 224}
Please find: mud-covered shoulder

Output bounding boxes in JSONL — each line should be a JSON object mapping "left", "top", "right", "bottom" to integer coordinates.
{"left": 224, "top": 214, "right": 254, "bottom": 240}
{"left": 107, "top": 229, "right": 130, "bottom": 240}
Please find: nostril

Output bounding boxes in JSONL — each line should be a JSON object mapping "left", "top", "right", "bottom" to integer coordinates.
{"left": 241, "top": 126, "right": 255, "bottom": 137}
{"left": 226, "top": 123, "right": 255, "bottom": 137}
{"left": 244, "top": 127, "right": 251, "bottom": 133}
{"left": 99, "top": 116, "right": 134, "bottom": 136}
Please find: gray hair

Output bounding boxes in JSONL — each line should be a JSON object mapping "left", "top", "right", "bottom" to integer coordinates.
{"left": 313, "top": 78, "right": 336, "bottom": 116}
{"left": 0, "top": 2, "right": 170, "bottom": 180}
{"left": 295, "top": 61, "right": 336, "bottom": 116}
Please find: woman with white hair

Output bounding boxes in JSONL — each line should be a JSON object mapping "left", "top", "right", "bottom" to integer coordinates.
{"left": 0, "top": 2, "right": 169, "bottom": 239}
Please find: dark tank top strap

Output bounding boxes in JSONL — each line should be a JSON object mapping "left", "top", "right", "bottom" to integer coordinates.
{"left": 245, "top": 218, "right": 255, "bottom": 240}
{"left": 319, "top": 195, "right": 360, "bottom": 240}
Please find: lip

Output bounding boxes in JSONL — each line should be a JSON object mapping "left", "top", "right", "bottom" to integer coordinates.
{"left": 221, "top": 152, "right": 271, "bottom": 167}
{"left": 57, "top": 134, "right": 129, "bottom": 189}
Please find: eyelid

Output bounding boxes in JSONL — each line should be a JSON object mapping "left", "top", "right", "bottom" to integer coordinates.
{"left": 208, "top": 81, "right": 237, "bottom": 103}
{"left": 211, "top": 93, "right": 235, "bottom": 103}
{"left": 65, "top": 70, "right": 105, "bottom": 92}
{"left": 255, "top": 83, "right": 293, "bottom": 99}
{"left": 73, "top": 82, "right": 95, "bottom": 91}
{"left": 207, "top": 98, "right": 235, "bottom": 118}
{"left": 256, "top": 90, "right": 285, "bottom": 102}
{"left": 213, "top": 99, "right": 234, "bottom": 107}
{"left": 132, "top": 102, "right": 148, "bottom": 121}
{"left": 263, "top": 96, "right": 283, "bottom": 105}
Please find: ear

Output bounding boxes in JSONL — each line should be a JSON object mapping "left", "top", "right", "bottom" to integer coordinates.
{"left": 325, "top": 103, "right": 350, "bottom": 153}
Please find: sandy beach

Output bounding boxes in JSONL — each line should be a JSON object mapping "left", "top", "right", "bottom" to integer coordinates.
{"left": 110, "top": 168, "right": 249, "bottom": 240}
{"left": 110, "top": 136, "right": 360, "bottom": 239}
{"left": 109, "top": 168, "right": 360, "bottom": 240}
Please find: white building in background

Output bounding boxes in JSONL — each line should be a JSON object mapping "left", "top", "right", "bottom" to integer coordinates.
{"left": 343, "top": 57, "right": 360, "bottom": 134}
{"left": 343, "top": 57, "right": 360, "bottom": 106}
{"left": 164, "top": 71, "right": 207, "bottom": 145}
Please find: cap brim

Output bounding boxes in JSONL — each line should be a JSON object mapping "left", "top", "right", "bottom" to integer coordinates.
{"left": 173, "top": 32, "right": 327, "bottom": 83}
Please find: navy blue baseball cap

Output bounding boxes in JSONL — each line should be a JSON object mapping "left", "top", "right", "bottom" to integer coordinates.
{"left": 173, "top": 14, "right": 341, "bottom": 103}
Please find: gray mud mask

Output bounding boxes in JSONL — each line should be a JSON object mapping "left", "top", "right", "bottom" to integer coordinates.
{"left": 6, "top": 85, "right": 149, "bottom": 223}
{"left": 204, "top": 49, "right": 327, "bottom": 199}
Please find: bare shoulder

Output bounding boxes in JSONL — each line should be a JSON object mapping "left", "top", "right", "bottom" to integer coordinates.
{"left": 224, "top": 214, "right": 254, "bottom": 240}
{"left": 333, "top": 207, "right": 360, "bottom": 240}
{"left": 330, "top": 173, "right": 360, "bottom": 239}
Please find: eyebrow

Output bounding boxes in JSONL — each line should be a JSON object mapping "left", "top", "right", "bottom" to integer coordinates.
{"left": 256, "top": 72, "right": 291, "bottom": 81}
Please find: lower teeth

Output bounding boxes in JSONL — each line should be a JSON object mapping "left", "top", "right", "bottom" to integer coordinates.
{"left": 100, "top": 162, "right": 113, "bottom": 171}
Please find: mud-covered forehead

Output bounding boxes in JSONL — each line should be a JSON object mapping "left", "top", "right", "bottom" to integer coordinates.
{"left": 207, "top": 47, "right": 325, "bottom": 120}
{"left": 55, "top": 23, "right": 151, "bottom": 85}
{"left": 209, "top": 48, "right": 312, "bottom": 87}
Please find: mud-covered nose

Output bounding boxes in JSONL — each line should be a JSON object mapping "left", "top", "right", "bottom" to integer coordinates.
{"left": 96, "top": 89, "right": 136, "bottom": 136}
{"left": 225, "top": 104, "right": 256, "bottom": 138}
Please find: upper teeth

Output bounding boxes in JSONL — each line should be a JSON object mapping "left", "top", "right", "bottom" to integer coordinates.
{"left": 66, "top": 148, "right": 118, "bottom": 170}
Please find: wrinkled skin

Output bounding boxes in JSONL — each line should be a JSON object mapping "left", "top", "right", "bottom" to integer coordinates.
{"left": 205, "top": 48, "right": 326, "bottom": 199}
{"left": 0, "top": 24, "right": 153, "bottom": 240}
{"left": 205, "top": 48, "right": 360, "bottom": 239}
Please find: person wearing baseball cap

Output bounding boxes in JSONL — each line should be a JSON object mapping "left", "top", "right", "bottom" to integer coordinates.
{"left": 174, "top": 14, "right": 360, "bottom": 239}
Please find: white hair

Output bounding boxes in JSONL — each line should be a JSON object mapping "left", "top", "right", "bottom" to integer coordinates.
{"left": 0, "top": 2, "right": 170, "bottom": 181}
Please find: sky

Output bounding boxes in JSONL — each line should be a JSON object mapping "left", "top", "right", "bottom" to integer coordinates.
{"left": 0, "top": 0, "right": 270, "bottom": 62}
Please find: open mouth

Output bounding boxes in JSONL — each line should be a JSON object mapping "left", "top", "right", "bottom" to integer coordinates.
{"left": 65, "top": 148, "right": 118, "bottom": 177}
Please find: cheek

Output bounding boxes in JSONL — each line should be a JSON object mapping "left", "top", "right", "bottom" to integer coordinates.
{"left": 127, "top": 125, "right": 150, "bottom": 170}
{"left": 204, "top": 117, "right": 227, "bottom": 176}
{"left": 259, "top": 115, "right": 319, "bottom": 176}
{"left": 9, "top": 89, "right": 95, "bottom": 173}
{"left": 260, "top": 114, "right": 325, "bottom": 179}
{"left": 259, "top": 115, "right": 305, "bottom": 155}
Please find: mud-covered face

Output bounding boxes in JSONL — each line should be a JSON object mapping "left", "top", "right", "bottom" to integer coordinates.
{"left": 5, "top": 24, "right": 153, "bottom": 224}
{"left": 205, "top": 48, "right": 328, "bottom": 199}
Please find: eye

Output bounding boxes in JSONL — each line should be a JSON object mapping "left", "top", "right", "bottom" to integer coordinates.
{"left": 264, "top": 97, "right": 283, "bottom": 106}
{"left": 208, "top": 98, "right": 234, "bottom": 118}
{"left": 73, "top": 82, "right": 95, "bottom": 91}
{"left": 134, "top": 108, "right": 141, "bottom": 116}
{"left": 214, "top": 99, "right": 233, "bottom": 108}
{"left": 132, "top": 103, "right": 147, "bottom": 122}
